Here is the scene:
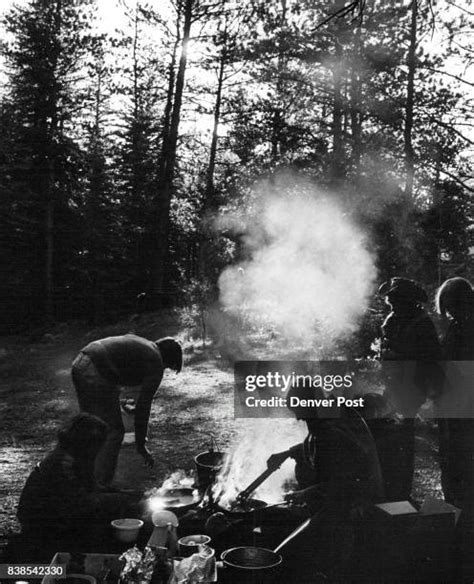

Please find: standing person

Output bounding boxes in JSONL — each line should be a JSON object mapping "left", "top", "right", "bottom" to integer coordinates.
{"left": 435, "top": 277, "right": 474, "bottom": 507}
{"left": 378, "top": 277, "right": 441, "bottom": 500}
{"left": 435, "top": 277, "right": 474, "bottom": 582}
{"left": 71, "top": 334, "right": 182, "bottom": 486}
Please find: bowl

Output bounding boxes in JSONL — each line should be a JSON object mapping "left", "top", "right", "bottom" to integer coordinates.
{"left": 111, "top": 518, "right": 144, "bottom": 543}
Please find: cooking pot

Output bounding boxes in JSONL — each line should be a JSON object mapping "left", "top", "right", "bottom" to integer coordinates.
{"left": 220, "top": 547, "right": 281, "bottom": 583}
{"left": 149, "top": 487, "right": 201, "bottom": 515}
{"left": 220, "top": 518, "right": 311, "bottom": 583}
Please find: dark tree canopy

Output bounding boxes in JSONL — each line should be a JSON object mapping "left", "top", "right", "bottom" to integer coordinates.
{"left": 0, "top": 0, "right": 471, "bottom": 332}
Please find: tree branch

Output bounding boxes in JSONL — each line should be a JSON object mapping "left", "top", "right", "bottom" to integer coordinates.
{"left": 421, "top": 65, "right": 474, "bottom": 87}
{"left": 427, "top": 116, "right": 474, "bottom": 145}
{"left": 445, "top": 0, "right": 474, "bottom": 16}
{"left": 313, "top": 1, "right": 365, "bottom": 31}
{"left": 425, "top": 163, "right": 474, "bottom": 192}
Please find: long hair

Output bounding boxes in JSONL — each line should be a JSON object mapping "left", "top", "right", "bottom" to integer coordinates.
{"left": 436, "top": 277, "right": 474, "bottom": 321}
{"left": 156, "top": 337, "right": 183, "bottom": 373}
{"left": 57, "top": 413, "right": 108, "bottom": 455}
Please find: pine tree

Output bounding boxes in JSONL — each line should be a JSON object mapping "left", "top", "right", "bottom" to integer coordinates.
{"left": 1, "top": 0, "right": 94, "bottom": 325}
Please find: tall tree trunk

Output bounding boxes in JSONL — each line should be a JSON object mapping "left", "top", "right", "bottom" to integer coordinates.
{"left": 44, "top": 188, "right": 55, "bottom": 325}
{"left": 91, "top": 66, "right": 103, "bottom": 324}
{"left": 132, "top": 3, "right": 140, "bottom": 121}
{"left": 350, "top": 24, "right": 362, "bottom": 174}
{"left": 404, "top": 0, "right": 418, "bottom": 198}
{"left": 331, "top": 0, "right": 345, "bottom": 183}
{"left": 43, "top": 0, "right": 62, "bottom": 324}
{"left": 206, "top": 30, "right": 226, "bottom": 201}
{"left": 158, "top": 25, "right": 180, "bottom": 182}
{"left": 198, "top": 16, "right": 227, "bottom": 281}
{"left": 271, "top": 0, "right": 287, "bottom": 161}
{"left": 151, "top": 0, "right": 193, "bottom": 299}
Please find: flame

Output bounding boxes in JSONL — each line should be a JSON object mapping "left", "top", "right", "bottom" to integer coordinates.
{"left": 212, "top": 419, "right": 306, "bottom": 508}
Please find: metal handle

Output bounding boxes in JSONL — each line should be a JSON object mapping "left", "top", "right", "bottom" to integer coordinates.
{"left": 273, "top": 518, "right": 312, "bottom": 553}
{"left": 236, "top": 466, "right": 279, "bottom": 503}
{"left": 199, "top": 431, "right": 220, "bottom": 453}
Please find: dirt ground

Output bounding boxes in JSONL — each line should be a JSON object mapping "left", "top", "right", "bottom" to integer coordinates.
{"left": 0, "top": 314, "right": 444, "bottom": 561}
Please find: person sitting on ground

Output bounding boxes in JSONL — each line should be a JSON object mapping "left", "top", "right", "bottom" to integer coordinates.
{"left": 268, "top": 386, "right": 384, "bottom": 514}
{"left": 264, "top": 385, "right": 384, "bottom": 582}
{"left": 17, "top": 414, "right": 143, "bottom": 554}
{"left": 71, "top": 334, "right": 182, "bottom": 486}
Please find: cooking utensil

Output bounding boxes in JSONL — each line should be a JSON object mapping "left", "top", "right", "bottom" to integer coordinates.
{"left": 148, "top": 510, "right": 179, "bottom": 551}
{"left": 273, "top": 517, "right": 311, "bottom": 552}
{"left": 110, "top": 518, "right": 144, "bottom": 543}
{"left": 255, "top": 501, "right": 288, "bottom": 511}
{"left": 221, "top": 517, "right": 312, "bottom": 570}
{"left": 178, "top": 534, "right": 212, "bottom": 557}
{"left": 149, "top": 488, "right": 201, "bottom": 513}
{"left": 221, "top": 546, "right": 282, "bottom": 570}
{"left": 194, "top": 433, "right": 225, "bottom": 489}
{"left": 235, "top": 467, "right": 279, "bottom": 503}
{"left": 217, "top": 497, "right": 268, "bottom": 519}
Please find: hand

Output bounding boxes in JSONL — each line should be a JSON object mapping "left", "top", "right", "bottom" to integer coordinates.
{"left": 284, "top": 490, "right": 307, "bottom": 507}
{"left": 267, "top": 451, "right": 290, "bottom": 471}
{"left": 137, "top": 445, "right": 154, "bottom": 468}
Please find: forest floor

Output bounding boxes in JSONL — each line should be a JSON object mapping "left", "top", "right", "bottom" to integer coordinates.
{"left": 0, "top": 310, "right": 444, "bottom": 560}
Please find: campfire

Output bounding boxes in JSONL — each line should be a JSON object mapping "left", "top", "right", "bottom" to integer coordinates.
{"left": 147, "top": 420, "right": 305, "bottom": 515}
{"left": 211, "top": 419, "right": 303, "bottom": 510}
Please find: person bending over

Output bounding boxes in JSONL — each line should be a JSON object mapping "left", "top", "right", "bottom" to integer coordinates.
{"left": 72, "top": 334, "right": 182, "bottom": 486}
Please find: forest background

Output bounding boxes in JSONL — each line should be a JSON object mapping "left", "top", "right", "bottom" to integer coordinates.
{"left": 0, "top": 0, "right": 472, "bottom": 344}
{"left": 0, "top": 0, "right": 472, "bottom": 557}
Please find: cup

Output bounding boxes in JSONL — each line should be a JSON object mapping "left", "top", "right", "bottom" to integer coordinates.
{"left": 110, "top": 518, "right": 144, "bottom": 543}
{"left": 178, "top": 535, "right": 212, "bottom": 557}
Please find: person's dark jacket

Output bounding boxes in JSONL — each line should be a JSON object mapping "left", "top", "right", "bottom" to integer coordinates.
{"left": 17, "top": 446, "right": 132, "bottom": 533}
{"left": 381, "top": 306, "right": 442, "bottom": 414}
{"left": 442, "top": 316, "right": 474, "bottom": 360}
{"left": 380, "top": 306, "right": 441, "bottom": 361}
{"left": 290, "top": 409, "right": 384, "bottom": 513}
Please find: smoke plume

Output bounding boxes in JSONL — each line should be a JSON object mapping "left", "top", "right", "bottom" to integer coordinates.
{"left": 217, "top": 180, "right": 377, "bottom": 348}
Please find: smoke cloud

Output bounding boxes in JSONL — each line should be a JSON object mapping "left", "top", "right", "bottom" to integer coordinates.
{"left": 217, "top": 180, "right": 377, "bottom": 347}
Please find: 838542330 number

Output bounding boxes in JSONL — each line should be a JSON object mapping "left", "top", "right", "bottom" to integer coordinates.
{"left": 0, "top": 564, "right": 66, "bottom": 579}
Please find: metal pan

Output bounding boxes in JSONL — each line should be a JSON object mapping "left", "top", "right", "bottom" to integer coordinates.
{"left": 150, "top": 487, "right": 202, "bottom": 513}
{"left": 217, "top": 497, "right": 268, "bottom": 519}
